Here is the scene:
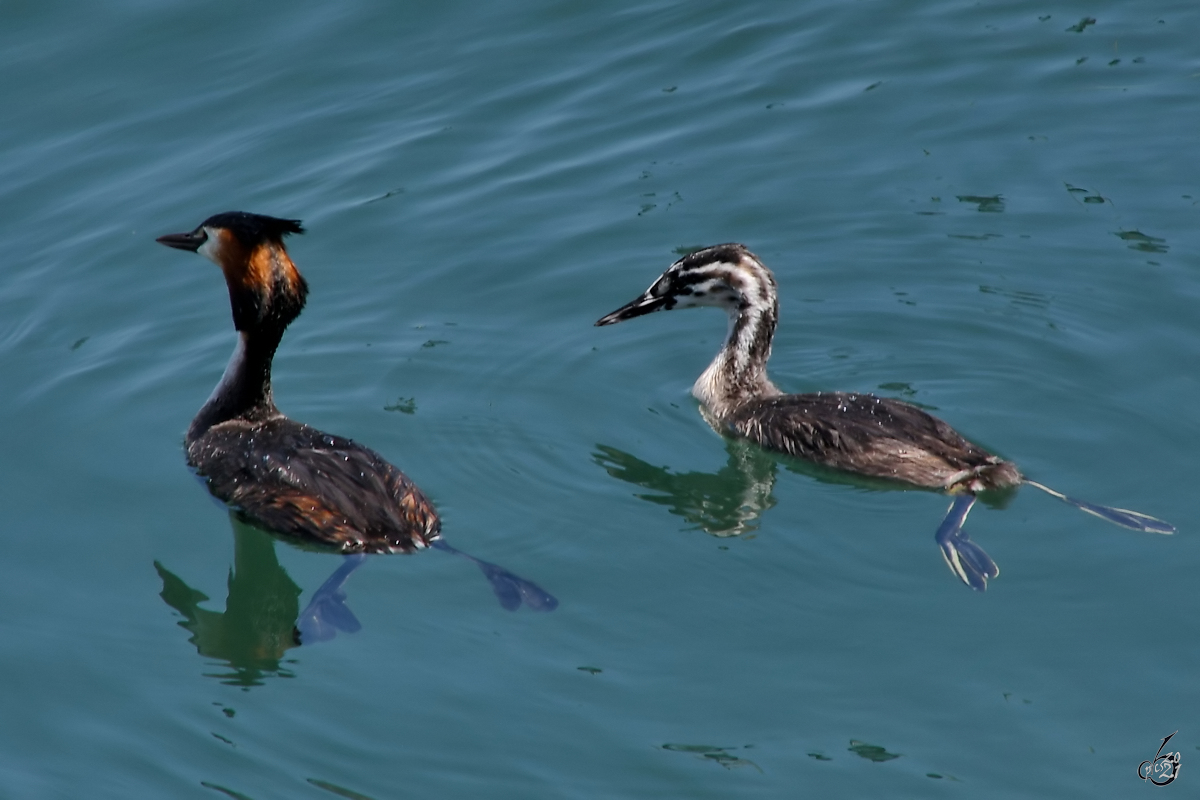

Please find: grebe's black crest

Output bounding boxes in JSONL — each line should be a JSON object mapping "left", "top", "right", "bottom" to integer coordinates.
{"left": 597, "top": 244, "right": 1174, "bottom": 591}
{"left": 204, "top": 211, "right": 305, "bottom": 242}
{"left": 156, "top": 211, "right": 304, "bottom": 253}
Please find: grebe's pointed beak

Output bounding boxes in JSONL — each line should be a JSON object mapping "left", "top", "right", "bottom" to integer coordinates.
{"left": 156, "top": 228, "right": 207, "bottom": 253}
{"left": 595, "top": 291, "right": 668, "bottom": 326}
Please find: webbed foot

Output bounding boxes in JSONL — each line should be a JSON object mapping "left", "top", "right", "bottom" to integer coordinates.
{"left": 1023, "top": 480, "right": 1175, "bottom": 534}
{"left": 432, "top": 540, "right": 558, "bottom": 611}
{"left": 294, "top": 554, "right": 366, "bottom": 644}
{"left": 935, "top": 494, "right": 999, "bottom": 591}
{"left": 474, "top": 560, "right": 560, "bottom": 611}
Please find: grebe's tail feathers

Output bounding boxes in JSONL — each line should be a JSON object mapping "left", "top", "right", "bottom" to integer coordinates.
{"left": 935, "top": 494, "right": 999, "bottom": 591}
{"left": 1022, "top": 480, "right": 1175, "bottom": 534}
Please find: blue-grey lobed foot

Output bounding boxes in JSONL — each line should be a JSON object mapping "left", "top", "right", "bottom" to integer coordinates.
{"left": 1063, "top": 495, "right": 1176, "bottom": 534}
{"left": 432, "top": 539, "right": 559, "bottom": 611}
{"left": 295, "top": 554, "right": 366, "bottom": 644}
{"left": 934, "top": 494, "right": 999, "bottom": 591}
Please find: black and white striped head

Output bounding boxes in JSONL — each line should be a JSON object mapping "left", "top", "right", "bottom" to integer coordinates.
{"left": 595, "top": 243, "right": 778, "bottom": 327}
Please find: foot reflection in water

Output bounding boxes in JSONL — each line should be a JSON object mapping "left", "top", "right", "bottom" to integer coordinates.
{"left": 156, "top": 516, "right": 557, "bottom": 686}
{"left": 594, "top": 439, "right": 778, "bottom": 537}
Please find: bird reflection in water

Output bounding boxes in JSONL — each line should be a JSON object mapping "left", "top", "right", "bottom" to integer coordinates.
{"left": 156, "top": 516, "right": 556, "bottom": 687}
{"left": 595, "top": 437, "right": 1019, "bottom": 567}
{"left": 155, "top": 519, "right": 307, "bottom": 687}
{"left": 594, "top": 438, "right": 779, "bottom": 537}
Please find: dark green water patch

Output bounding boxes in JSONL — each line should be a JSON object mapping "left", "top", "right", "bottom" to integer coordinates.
{"left": 877, "top": 381, "right": 916, "bottom": 396}
{"left": 384, "top": 396, "right": 417, "bottom": 413}
{"left": 1114, "top": 230, "right": 1168, "bottom": 253}
{"left": 364, "top": 187, "right": 405, "bottom": 204}
{"left": 1065, "top": 183, "right": 1106, "bottom": 204}
{"left": 848, "top": 740, "right": 901, "bottom": 762}
{"left": 956, "top": 195, "right": 1005, "bottom": 212}
{"left": 201, "top": 782, "right": 256, "bottom": 800}
{"left": 662, "top": 744, "right": 761, "bottom": 771}
{"left": 307, "top": 778, "right": 380, "bottom": 800}
{"left": 979, "top": 285, "right": 1051, "bottom": 310}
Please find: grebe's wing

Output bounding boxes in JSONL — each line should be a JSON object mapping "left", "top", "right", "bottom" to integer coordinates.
{"left": 191, "top": 420, "right": 439, "bottom": 552}
{"left": 727, "top": 393, "right": 997, "bottom": 488}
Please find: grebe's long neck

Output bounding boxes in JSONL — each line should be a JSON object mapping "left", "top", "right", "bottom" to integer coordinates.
{"left": 595, "top": 243, "right": 786, "bottom": 423}
{"left": 187, "top": 236, "right": 307, "bottom": 443}
{"left": 692, "top": 294, "right": 782, "bottom": 422}
{"left": 187, "top": 325, "right": 285, "bottom": 442}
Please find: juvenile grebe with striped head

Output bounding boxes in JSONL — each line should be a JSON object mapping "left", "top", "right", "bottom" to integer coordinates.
{"left": 155, "top": 212, "right": 556, "bottom": 611}
{"left": 597, "top": 244, "right": 1174, "bottom": 590}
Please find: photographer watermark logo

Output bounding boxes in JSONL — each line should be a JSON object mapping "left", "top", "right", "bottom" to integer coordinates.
{"left": 1138, "top": 731, "right": 1181, "bottom": 786}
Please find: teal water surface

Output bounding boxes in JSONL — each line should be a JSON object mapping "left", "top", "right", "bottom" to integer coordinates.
{"left": 2, "top": 1, "right": 1198, "bottom": 797}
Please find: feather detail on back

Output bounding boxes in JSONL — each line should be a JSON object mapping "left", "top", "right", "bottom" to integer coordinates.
{"left": 188, "top": 417, "right": 440, "bottom": 553}
{"left": 726, "top": 392, "right": 1020, "bottom": 491}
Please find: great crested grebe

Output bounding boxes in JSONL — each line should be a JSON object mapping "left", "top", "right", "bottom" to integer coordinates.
{"left": 156, "top": 212, "right": 556, "bottom": 610}
{"left": 157, "top": 212, "right": 438, "bottom": 553}
{"left": 596, "top": 243, "right": 1174, "bottom": 590}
